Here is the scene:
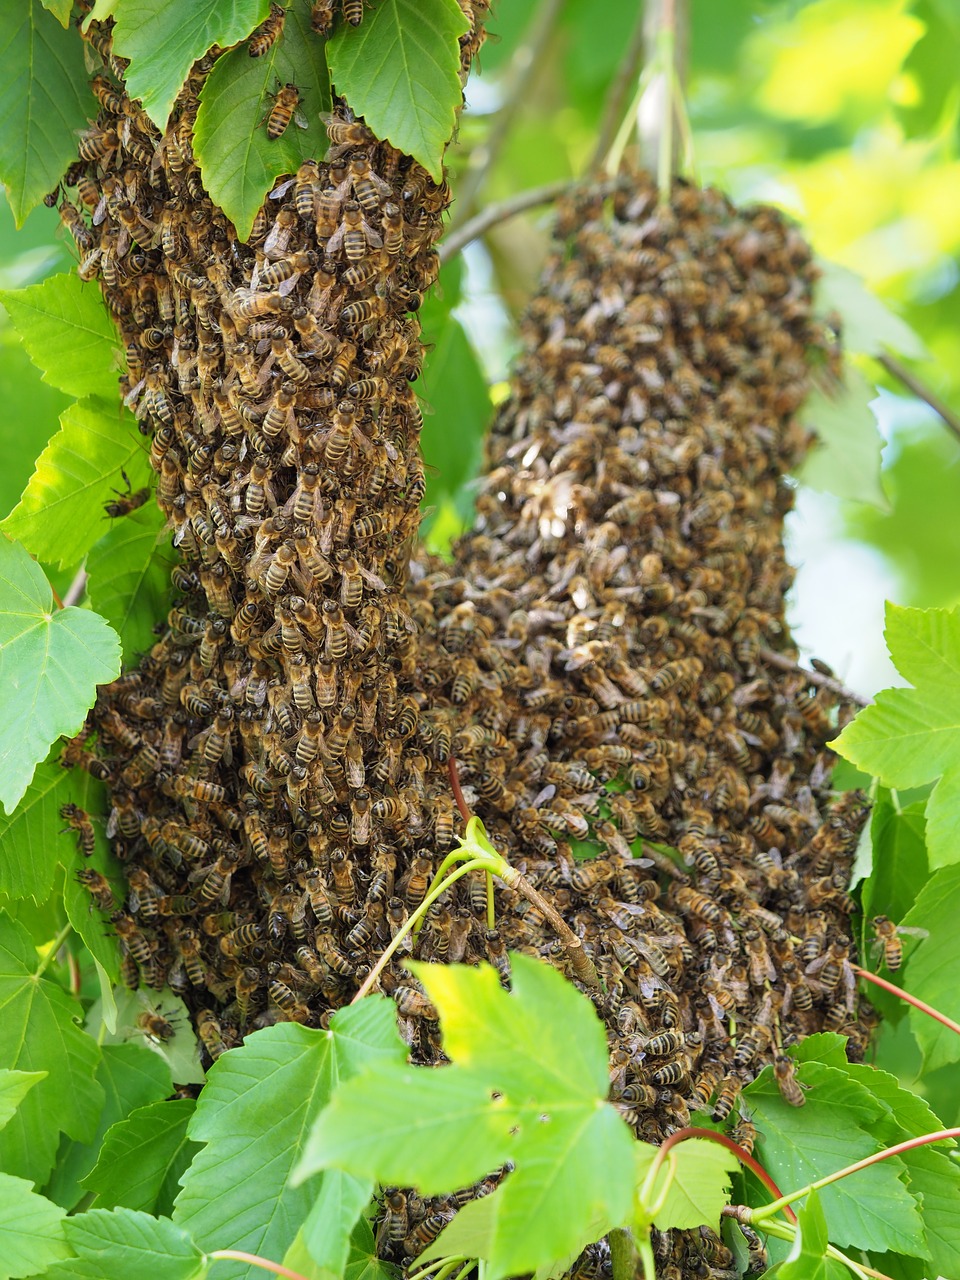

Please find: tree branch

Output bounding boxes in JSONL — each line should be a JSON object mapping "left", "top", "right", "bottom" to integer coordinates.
{"left": 63, "top": 567, "right": 88, "bottom": 608}
{"left": 759, "top": 648, "right": 867, "bottom": 707}
{"left": 450, "top": 0, "right": 566, "bottom": 230}
{"left": 587, "top": 4, "right": 648, "bottom": 175}
{"left": 876, "top": 351, "right": 960, "bottom": 446}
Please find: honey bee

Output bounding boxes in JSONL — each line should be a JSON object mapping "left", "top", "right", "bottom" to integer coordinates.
{"left": 77, "top": 867, "right": 115, "bottom": 911}
{"left": 870, "top": 915, "right": 926, "bottom": 972}
{"left": 773, "top": 1054, "right": 805, "bottom": 1107}
{"left": 311, "top": 1, "right": 336, "bottom": 34}
{"left": 196, "top": 1009, "right": 229, "bottom": 1059}
{"left": 711, "top": 1074, "right": 742, "bottom": 1123}
{"left": 60, "top": 803, "right": 96, "bottom": 857}
{"left": 104, "top": 470, "right": 150, "bottom": 518}
{"left": 249, "top": 2, "right": 285, "bottom": 55}
{"left": 342, "top": 0, "right": 363, "bottom": 24}
{"left": 136, "top": 1009, "right": 176, "bottom": 1043}
{"left": 264, "top": 82, "right": 306, "bottom": 140}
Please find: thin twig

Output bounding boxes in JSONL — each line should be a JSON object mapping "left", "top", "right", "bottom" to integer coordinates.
{"left": 208, "top": 1251, "right": 312, "bottom": 1280}
{"left": 588, "top": 4, "right": 648, "bottom": 174}
{"left": 496, "top": 863, "right": 602, "bottom": 991}
{"left": 451, "top": 0, "right": 567, "bottom": 230}
{"left": 62, "top": 567, "right": 87, "bottom": 608}
{"left": 877, "top": 351, "right": 960, "bottom": 446}
{"left": 440, "top": 175, "right": 634, "bottom": 264}
{"left": 854, "top": 965, "right": 960, "bottom": 1036}
{"left": 637, "top": 0, "right": 688, "bottom": 181}
{"left": 758, "top": 648, "right": 867, "bottom": 707}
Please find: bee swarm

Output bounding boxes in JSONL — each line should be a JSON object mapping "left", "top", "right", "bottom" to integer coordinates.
{"left": 62, "top": 11, "right": 868, "bottom": 1277}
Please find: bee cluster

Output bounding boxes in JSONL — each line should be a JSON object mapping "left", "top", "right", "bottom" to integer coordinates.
{"left": 411, "top": 181, "right": 872, "bottom": 1153}
{"left": 58, "top": 10, "right": 869, "bottom": 1275}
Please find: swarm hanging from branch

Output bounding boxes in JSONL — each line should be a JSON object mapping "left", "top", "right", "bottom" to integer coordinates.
{"left": 60, "top": 8, "right": 871, "bottom": 1274}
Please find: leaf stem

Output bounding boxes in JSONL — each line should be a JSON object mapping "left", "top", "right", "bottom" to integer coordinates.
{"left": 637, "top": 1232, "right": 656, "bottom": 1280}
{"left": 407, "top": 1258, "right": 469, "bottom": 1280}
{"left": 208, "top": 1250, "right": 312, "bottom": 1280}
{"left": 608, "top": 1226, "right": 638, "bottom": 1280}
{"left": 749, "top": 1127, "right": 960, "bottom": 1225}
{"left": 485, "top": 869, "right": 495, "bottom": 929}
{"left": 589, "top": 5, "right": 648, "bottom": 174}
{"left": 876, "top": 350, "right": 960, "bottom": 446}
{"left": 448, "top": 755, "right": 471, "bottom": 822}
{"left": 63, "top": 567, "right": 88, "bottom": 608}
{"left": 352, "top": 858, "right": 492, "bottom": 1002}
{"left": 653, "top": 1127, "right": 797, "bottom": 1223}
{"left": 34, "top": 922, "right": 73, "bottom": 979}
{"left": 853, "top": 964, "right": 960, "bottom": 1034}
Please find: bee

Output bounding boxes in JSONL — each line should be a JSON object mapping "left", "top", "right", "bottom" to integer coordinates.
{"left": 249, "top": 2, "right": 285, "bottom": 56}
{"left": 403, "top": 1210, "right": 453, "bottom": 1258}
{"left": 870, "top": 915, "right": 926, "bottom": 972}
{"left": 711, "top": 1074, "right": 742, "bottom": 1123}
{"left": 76, "top": 868, "right": 115, "bottom": 911}
{"left": 196, "top": 1009, "right": 229, "bottom": 1060}
{"left": 103, "top": 469, "right": 151, "bottom": 519}
{"left": 220, "top": 922, "right": 264, "bottom": 956}
{"left": 342, "top": 0, "right": 363, "bottom": 24}
{"left": 264, "top": 82, "right": 306, "bottom": 140}
{"left": 136, "top": 1009, "right": 176, "bottom": 1043}
{"left": 311, "top": 1, "right": 336, "bottom": 34}
{"left": 60, "top": 803, "right": 96, "bottom": 857}
{"left": 773, "top": 1054, "right": 805, "bottom": 1107}
{"left": 315, "top": 934, "right": 355, "bottom": 976}
{"left": 743, "top": 928, "right": 776, "bottom": 986}
{"left": 193, "top": 847, "right": 241, "bottom": 905}
{"left": 126, "top": 868, "right": 160, "bottom": 919}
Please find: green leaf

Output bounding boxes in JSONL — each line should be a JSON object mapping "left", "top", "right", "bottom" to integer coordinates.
{"left": 301, "top": 1171, "right": 373, "bottom": 1275}
{"left": 327, "top": 0, "right": 468, "bottom": 181}
{"left": 0, "top": 757, "right": 75, "bottom": 900}
{"left": 743, "top": 1060, "right": 925, "bottom": 1256}
{"left": 0, "top": 538, "right": 120, "bottom": 814}
{"left": 0, "top": 273, "right": 122, "bottom": 400}
{"left": 0, "top": 914, "right": 103, "bottom": 1185}
{"left": 796, "top": 367, "right": 887, "bottom": 508}
{"left": 0, "top": 1068, "right": 46, "bottom": 1131}
{"left": 901, "top": 864, "right": 960, "bottom": 1070}
{"left": 779, "top": 1190, "right": 849, "bottom": 1280}
{"left": 0, "top": 1172, "right": 69, "bottom": 1279}
{"left": 860, "top": 789, "right": 929, "bottom": 924}
{"left": 176, "top": 1000, "right": 405, "bottom": 1280}
{"left": 647, "top": 1138, "right": 738, "bottom": 1232}
{"left": 896, "top": 1, "right": 960, "bottom": 139}
{"left": 835, "top": 603, "right": 960, "bottom": 870}
{"left": 284, "top": 1213, "right": 396, "bottom": 1280}
{"left": 2, "top": 398, "right": 152, "bottom": 570}
{"left": 300, "top": 956, "right": 636, "bottom": 1280}
{"left": 418, "top": 287, "right": 489, "bottom": 537}
{"left": 46, "top": 1042, "right": 172, "bottom": 1211}
{"left": 193, "top": 0, "right": 331, "bottom": 242}
{"left": 84, "top": 1099, "right": 199, "bottom": 1217}
{"left": 0, "top": 334, "right": 70, "bottom": 523}
{"left": 93, "top": 987, "right": 205, "bottom": 1087}
{"left": 39, "top": 0, "right": 72, "bottom": 23}
{"left": 109, "top": 0, "right": 272, "bottom": 132}
{"left": 0, "top": 2, "right": 97, "bottom": 226}
{"left": 58, "top": 1209, "right": 205, "bottom": 1280}
{"left": 87, "top": 504, "right": 170, "bottom": 663}
{"left": 815, "top": 259, "right": 930, "bottom": 360}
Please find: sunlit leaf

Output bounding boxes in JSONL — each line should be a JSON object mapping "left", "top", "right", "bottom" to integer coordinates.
{"left": 0, "top": 1069, "right": 46, "bottom": 1132}
{"left": 194, "top": 0, "right": 330, "bottom": 242}
{"left": 816, "top": 259, "right": 930, "bottom": 360}
{"left": 1, "top": 398, "right": 151, "bottom": 569}
{"left": 84, "top": 1099, "right": 199, "bottom": 1217}
{"left": 743, "top": 1059, "right": 924, "bottom": 1256}
{"left": 0, "top": 2, "right": 97, "bottom": 226}
{"left": 87, "top": 504, "right": 170, "bottom": 663}
{"left": 0, "top": 273, "right": 121, "bottom": 400}
{"left": 797, "top": 368, "right": 887, "bottom": 508}
{"left": 327, "top": 0, "right": 468, "bottom": 181}
{"left": 109, "top": 0, "right": 272, "bottom": 131}
{"left": 0, "top": 915, "right": 103, "bottom": 1185}
{"left": 46, "top": 1042, "right": 172, "bottom": 1211}
{"left": 0, "top": 1172, "right": 69, "bottom": 1279}
{"left": 779, "top": 1190, "right": 849, "bottom": 1280}
{"left": 93, "top": 987, "right": 204, "bottom": 1087}
{"left": 639, "top": 1138, "right": 738, "bottom": 1232}
{"left": 835, "top": 603, "right": 960, "bottom": 869}
{"left": 0, "top": 538, "right": 120, "bottom": 814}
{"left": 300, "top": 956, "right": 635, "bottom": 1280}
{"left": 176, "top": 1001, "right": 405, "bottom": 1280}
{"left": 0, "top": 338, "right": 69, "bottom": 523}
{"left": 55, "top": 1209, "right": 204, "bottom": 1280}
{"left": 901, "top": 863, "right": 960, "bottom": 1070}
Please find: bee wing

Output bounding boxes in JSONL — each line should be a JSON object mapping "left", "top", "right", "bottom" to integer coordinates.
{"left": 293, "top": 109, "right": 309, "bottom": 130}
{"left": 277, "top": 272, "right": 303, "bottom": 297}
{"left": 897, "top": 926, "right": 929, "bottom": 939}
{"left": 269, "top": 177, "right": 296, "bottom": 199}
